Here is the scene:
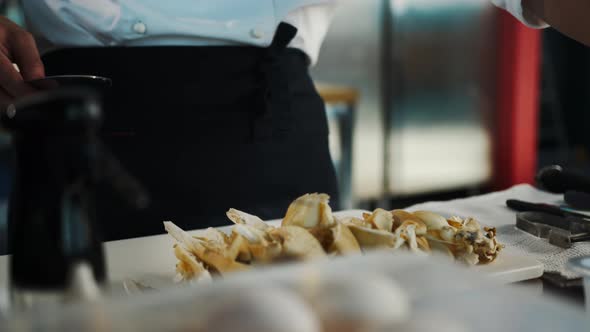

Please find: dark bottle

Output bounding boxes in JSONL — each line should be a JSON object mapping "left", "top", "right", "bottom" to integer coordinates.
{"left": 3, "top": 88, "right": 107, "bottom": 309}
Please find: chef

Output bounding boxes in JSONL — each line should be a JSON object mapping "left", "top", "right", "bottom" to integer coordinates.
{"left": 0, "top": 1, "right": 582, "bottom": 240}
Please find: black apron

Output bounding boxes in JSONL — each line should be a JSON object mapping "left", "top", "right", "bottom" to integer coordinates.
{"left": 41, "top": 23, "right": 339, "bottom": 241}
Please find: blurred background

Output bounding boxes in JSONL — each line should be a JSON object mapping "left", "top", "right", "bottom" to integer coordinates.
{"left": 0, "top": 0, "right": 588, "bottom": 215}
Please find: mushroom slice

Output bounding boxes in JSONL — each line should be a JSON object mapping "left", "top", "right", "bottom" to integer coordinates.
{"left": 249, "top": 242, "right": 283, "bottom": 263}
{"left": 199, "top": 249, "right": 250, "bottom": 274}
{"left": 391, "top": 210, "right": 416, "bottom": 230}
{"left": 173, "top": 244, "right": 212, "bottom": 283}
{"left": 269, "top": 226, "right": 326, "bottom": 259}
{"left": 308, "top": 226, "right": 335, "bottom": 252}
{"left": 232, "top": 224, "right": 270, "bottom": 245}
{"left": 329, "top": 222, "right": 361, "bottom": 255}
{"left": 429, "top": 241, "right": 455, "bottom": 261}
{"left": 193, "top": 227, "right": 229, "bottom": 252}
{"left": 165, "top": 221, "right": 248, "bottom": 274}
{"left": 226, "top": 208, "right": 272, "bottom": 232}
{"left": 347, "top": 224, "right": 395, "bottom": 250}
{"left": 225, "top": 233, "right": 251, "bottom": 261}
{"left": 391, "top": 220, "right": 428, "bottom": 251}
{"left": 412, "top": 211, "right": 449, "bottom": 230}
{"left": 282, "top": 193, "right": 335, "bottom": 229}
{"left": 416, "top": 236, "right": 431, "bottom": 252}
{"left": 365, "top": 209, "right": 394, "bottom": 232}
{"left": 164, "top": 221, "right": 204, "bottom": 253}
{"left": 339, "top": 216, "right": 372, "bottom": 229}
{"left": 446, "top": 216, "right": 463, "bottom": 229}
{"left": 231, "top": 224, "right": 284, "bottom": 262}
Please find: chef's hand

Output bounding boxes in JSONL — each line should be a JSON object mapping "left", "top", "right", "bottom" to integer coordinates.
{"left": 0, "top": 16, "right": 45, "bottom": 106}
{"left": 523, "top": 0, "right": 590, "bottom": 46}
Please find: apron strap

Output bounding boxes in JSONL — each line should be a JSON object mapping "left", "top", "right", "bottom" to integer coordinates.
{"left": 252, "top": 22, "right": 298, "bottom": 141}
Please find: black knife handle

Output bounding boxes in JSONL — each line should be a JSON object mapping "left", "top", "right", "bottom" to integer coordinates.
{"left": 506, "top": 199, "right": 565, "bottom": 216}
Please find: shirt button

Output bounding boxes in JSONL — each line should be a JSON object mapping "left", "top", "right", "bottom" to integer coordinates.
{"left": 133, "top": 21, "right": 147, "bottom": 34}
{"left": 250, "top": 28, "right": 264, "bottom": 39}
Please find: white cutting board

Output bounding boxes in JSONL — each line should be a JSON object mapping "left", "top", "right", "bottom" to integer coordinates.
{"left": 0, "top": 210, "right": 543, "bottom": 294}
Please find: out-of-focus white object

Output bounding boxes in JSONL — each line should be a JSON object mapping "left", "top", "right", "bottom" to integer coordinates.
{"left": 63, "top": 263, "right": 102, "bottom": 302}
{"left": 407, "top": 184, "right": 589, "bottom": 279}
{"left": 202, "top": 286, "right": 321, "bottom": 332}
{"left": 0, "top": 252, "right": 586, "bottom": 331}
{"left": 304, "top": 273, "right": 410, "bottom": 332}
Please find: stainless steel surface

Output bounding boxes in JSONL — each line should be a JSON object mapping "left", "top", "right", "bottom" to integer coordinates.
{"left": 386, "top": 0, "right": 496, "bottom": 195}
{"left": 313, "top": 0, "right": 498, "bottom": 200}
{"left": 312, "top": 0, "right": 384, "bottom": 201}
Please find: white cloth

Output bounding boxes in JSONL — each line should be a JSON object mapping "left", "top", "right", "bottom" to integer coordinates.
{"left": 21, "top": 0, "right": 337, "bottom": 65}
{"left": 407, "top": 184, "right": 587, "bottom": 279}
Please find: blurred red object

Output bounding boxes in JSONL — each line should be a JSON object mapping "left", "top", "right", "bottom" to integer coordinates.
{"left": 493, "top": 9, "right": 542, "bottom": 190}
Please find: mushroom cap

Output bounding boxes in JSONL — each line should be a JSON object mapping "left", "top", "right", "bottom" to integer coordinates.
{"left": 282, "top": 193, "right": 335, "bottom": 229}
{"left": 412, "top": 211, "right": 449, "bottom": 230}
{"left": 347, "top": 224, "right": 395, "bottom": 250}
{"left": 270, "top": 226, "right": 326, "bottom": 259}
{"left": 366, "top": 208, "right": 394, "bottom": 232}
{"left": 226, "top": 208, "right": 272, "bottom": 231}
{"left": 330, "top": 222, "right": 362, "bottom": 255}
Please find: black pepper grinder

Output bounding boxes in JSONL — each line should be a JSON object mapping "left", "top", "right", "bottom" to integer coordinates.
{"left": 2, "top": 88, "right": 149, "bottom": 310}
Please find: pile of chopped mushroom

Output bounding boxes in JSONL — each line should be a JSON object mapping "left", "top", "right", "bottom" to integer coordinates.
{"left": 164, "top": 193, "right": 503, "bottom": 283}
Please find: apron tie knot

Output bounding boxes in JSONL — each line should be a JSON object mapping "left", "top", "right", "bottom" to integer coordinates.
{"left": 252, "top": 23, "right": 298, "bottom": 141}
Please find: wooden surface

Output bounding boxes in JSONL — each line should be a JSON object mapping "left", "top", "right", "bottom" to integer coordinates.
{"left": 316, "top": 83, "right": 359, "bottom": 105}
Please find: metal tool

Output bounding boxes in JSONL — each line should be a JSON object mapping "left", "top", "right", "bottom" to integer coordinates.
{"left": 549, "top": 231, "right": 590, "bottom": 249}
{"left": 516, "top": 212, "right": 590, "bottom": 248}
{"left": 27, "top": 75, "right": 112, "bottom": 90}
{"left": 506, "top": 199, "right": 590, "bottom": 220}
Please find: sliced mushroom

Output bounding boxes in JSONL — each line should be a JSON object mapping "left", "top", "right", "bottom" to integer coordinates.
{"left": 249, "top": 242, "right": 283, "bottom": 263}
{"left": 166, "top": 221, "right": 249, "bottom": 274}
{"left": 339, "top": 216, "right": 372, "bottom": 229}
{"left": 164, "top": 221, "right": 205, "bottom": 254}
{"left": 231, "top": 224, "right": 282, "bottom": 262}
{"left": 391, "top": 210, "right": 417, "bottom": 230}
{"left": 226, "top": 208, "right": 272, "bottom": 232}
{"left": 282, "top": 193, "right": 335, "bottom": 229}
{"left": 428, "top": 241, "right": 455, "bottom": 261}
{"left": 446, "top": 216, "right": 463, "bottom": 229}
{"left": 412, "top": 211, "right": 449, "bottom": 230}
{"left": 365, "top": 208, "right": 394, "bottom": 232}
{"left": 269, "top": 226, "right": 326, "bottom": 259}
{"left": 232, "top": 224, "right": 270, "bottom": 245}
{"left": 392, "top": 220, "right": 428, "bottom": 251}
{"left": 173, "top": 244, "right": 212, "bottom": 283}
{"left": 329, "top": 222, "right": 361, "bottom": 255}
{"left": 225, "top": 233, "right": 251, "bottom": 261}
{"left": 194, "top": 247, "right": 250, "bottom": 275}
{"left": 193, "top": 227, "right": 230, "bottom": 252}
{"left": 308, "top": 226, "right": 335, "bottom": 252}
{"left": 347, "top": 224, "right": 395, "bottom": 250}
{"left": 416, "top": 236, "right": 431, "bottom": 252}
